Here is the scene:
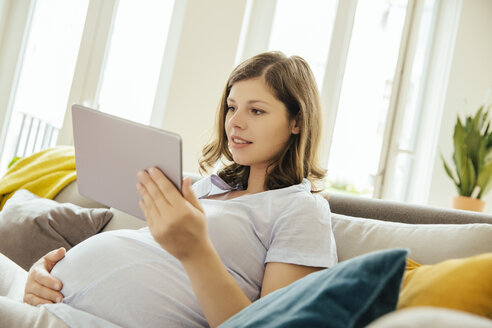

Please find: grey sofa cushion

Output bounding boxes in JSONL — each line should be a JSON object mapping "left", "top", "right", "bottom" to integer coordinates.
{"left": 0, "top": 189, "right": 113, "bottom": 270}
{"left": 327, "top": 193, "right": 492, "bottom": 224}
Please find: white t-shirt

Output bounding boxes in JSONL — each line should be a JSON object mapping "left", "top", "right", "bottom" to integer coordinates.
{"left": 44, "top": 175, "right": 337, "bottom": 328}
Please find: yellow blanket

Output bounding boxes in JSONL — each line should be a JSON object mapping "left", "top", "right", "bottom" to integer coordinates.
{"left": 0, "top": 146, "right": 77, "bottom": 209}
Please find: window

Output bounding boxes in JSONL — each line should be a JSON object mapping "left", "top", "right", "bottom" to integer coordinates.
{"left": 382, "top": 0, "right": 439, "bottom": 202}
{"left": 97, "top": 0, "right": 175, "bottom": 124}
{"left": 0, "top": 0, "right": 176, "bottom": 174}
{"left": 326, "top": 0, "right": 409, "bottom": 197}
{"left": 0, "top": 0, "right": 88, "bottom": 173}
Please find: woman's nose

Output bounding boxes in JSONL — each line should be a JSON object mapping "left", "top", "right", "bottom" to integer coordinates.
{"left": 228, "top": 109, "right": 246, "bottom": 129}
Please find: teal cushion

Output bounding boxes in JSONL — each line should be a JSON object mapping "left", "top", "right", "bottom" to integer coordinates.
{"left": 219, "top": 248, "right": 408, "bottom": 328}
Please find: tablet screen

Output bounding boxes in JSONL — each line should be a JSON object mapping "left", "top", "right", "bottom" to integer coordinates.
{"left": 72, "top": 104, "right": 182, "bottom": 220}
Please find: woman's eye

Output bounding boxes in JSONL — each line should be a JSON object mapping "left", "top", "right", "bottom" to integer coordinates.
{"left": 252, "top": 109, "right": 263, "bottom": 115}
{"left": 227, "top": 106, "right": 236, "bottom": 112}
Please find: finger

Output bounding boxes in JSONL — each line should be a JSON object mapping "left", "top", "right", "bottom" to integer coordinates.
{"left": 148, "top": 167, "right": 182, "bottom": 205}
{"left": 43, "top": 248, "right": 66, "bottom": 269}
{"left": 138, "top": 170, "right": 171, "bottom": 208}
{"left": 24, "top": 293, "right": 54, "bottom": 306}
{"left": 182, "top": 177, "right": 204, "bottom": 212}
{"left": 138, "top": 193, "right": 157, "bottom": 228}
{"left": 139, "top": 199, "right": 152, "bottom": 226}
{"left": 30, "top": 283, "right": 64, "bottom": 303}
{"left": 33, "top": 267, "right": 63, "bottom": 290}
{"left": 137, "top": 181, "right": 163, "bottom": 219}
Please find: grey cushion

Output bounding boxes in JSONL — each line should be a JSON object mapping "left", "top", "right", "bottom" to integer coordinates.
{"left": 0, "top": 189, "right": 113, "bottom": 270}
{"left": 327, "top": 193, "right": 492, "bottom": 224}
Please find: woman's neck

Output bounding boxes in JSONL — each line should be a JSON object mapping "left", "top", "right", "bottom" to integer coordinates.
{"left": 245, "top": 166, "right": 266, "bottom": 194}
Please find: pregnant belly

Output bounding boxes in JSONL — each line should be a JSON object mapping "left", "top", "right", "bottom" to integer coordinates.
{"left": 51, "top": 229, "right": 181, "bottom": 298}
{"left": 50, "top": 229, "right": 206, "bottom": 327}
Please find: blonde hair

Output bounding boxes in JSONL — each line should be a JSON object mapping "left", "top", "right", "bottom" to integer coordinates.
{"left": 199, "top": 51, "right": 326, "bottom": 192}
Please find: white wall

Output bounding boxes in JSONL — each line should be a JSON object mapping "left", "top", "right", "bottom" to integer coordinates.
{"left": 427, "top": 0, "right": 492, "bottom": 210}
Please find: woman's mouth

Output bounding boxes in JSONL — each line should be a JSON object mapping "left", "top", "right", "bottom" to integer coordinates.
{"left": 233, "top": 138, "right": 252, "bottom": 144}
{"left": 230, "top": 136, "right": 252, "bottom": 148}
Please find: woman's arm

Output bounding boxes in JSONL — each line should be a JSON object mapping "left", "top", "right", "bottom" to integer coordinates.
{"left": 184, "top": 254, "right": 323, "bottom": 327}
{"left": 138, "top": 169, "right": 250, "bottom": 327}
{"left": 260, "top": 262, "right": 323, "bottom": 297}
{"left": 180, "top": 240, "right": 252, "bottom": 327}
{"left": 137, "top": 168, "right": 323, "bottom": 327}
{"left": 23, "top": 247, "right": 65, "bottom": 305}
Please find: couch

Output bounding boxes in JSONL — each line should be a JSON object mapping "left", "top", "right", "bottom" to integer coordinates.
{"left": 49, "top": 173, "right": 492, "bottom": 327}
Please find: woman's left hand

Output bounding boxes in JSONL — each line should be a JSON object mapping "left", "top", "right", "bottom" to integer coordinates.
{"left": 136, "top": 168, "right": 209, "bottom": 261}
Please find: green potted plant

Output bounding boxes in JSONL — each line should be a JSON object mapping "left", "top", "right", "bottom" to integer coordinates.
{"left": 441, "top": 105, "right": 492, "bottom": 211}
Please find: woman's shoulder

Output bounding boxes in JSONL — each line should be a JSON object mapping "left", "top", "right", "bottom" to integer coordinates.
{"left": 276, "top": 179, "right": 325, "bottom": 199}
{"left": 272, "top": 179, "right": 330, "bottom": 214}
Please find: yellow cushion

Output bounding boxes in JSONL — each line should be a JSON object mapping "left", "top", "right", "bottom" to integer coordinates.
{"left": 398, "top": 253, "right": 492, "bottom": 319}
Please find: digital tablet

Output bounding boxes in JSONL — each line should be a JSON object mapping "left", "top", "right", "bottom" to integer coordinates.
{"left": 72, "top": 104, "right": 182, "bottom": 220}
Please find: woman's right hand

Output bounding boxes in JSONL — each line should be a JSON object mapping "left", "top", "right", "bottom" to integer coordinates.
{"left": 23, "top": 247, "right": 66, "bottom": 306}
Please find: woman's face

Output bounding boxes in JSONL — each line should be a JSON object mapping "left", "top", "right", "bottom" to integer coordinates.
{"left": 225, "top": 77, "right": 299, "bottom": 170}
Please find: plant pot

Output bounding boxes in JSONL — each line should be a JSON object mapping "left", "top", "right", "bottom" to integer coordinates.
{"left": 452, "top": 196, "right": 485, "bottom": 212}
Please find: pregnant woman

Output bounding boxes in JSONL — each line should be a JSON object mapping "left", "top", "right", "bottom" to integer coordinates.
{"left": 0, "top": 51, "right": 337, "bottom": 328}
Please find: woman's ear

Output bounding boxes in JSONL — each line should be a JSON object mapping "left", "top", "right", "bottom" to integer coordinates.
{"left": 291, "top": 114, "right": 301, "bottom": 135}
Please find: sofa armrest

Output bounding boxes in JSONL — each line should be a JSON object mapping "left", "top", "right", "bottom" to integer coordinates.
{"left": 103, "top": 208, "right": 146, "bottom": 231}
{"left": 54, "top": 180, "right": 108, "bottom": 208}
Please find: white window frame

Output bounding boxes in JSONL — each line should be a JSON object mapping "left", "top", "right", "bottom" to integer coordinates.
{"left": 0, "top": 0, "right": 36, "bottom": 158}
{"left": 380, "top": 0, "right": 462, "bottom": 203}
{"left": 235, "top": 0, "right": 277, "bottom": 65}
{"left": 373, "top": 0, "right": 418, "bottom": 198}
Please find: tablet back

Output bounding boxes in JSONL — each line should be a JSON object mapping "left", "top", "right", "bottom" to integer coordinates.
{"left": 72, "top": 104, "right": 182, "bottom": 220}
